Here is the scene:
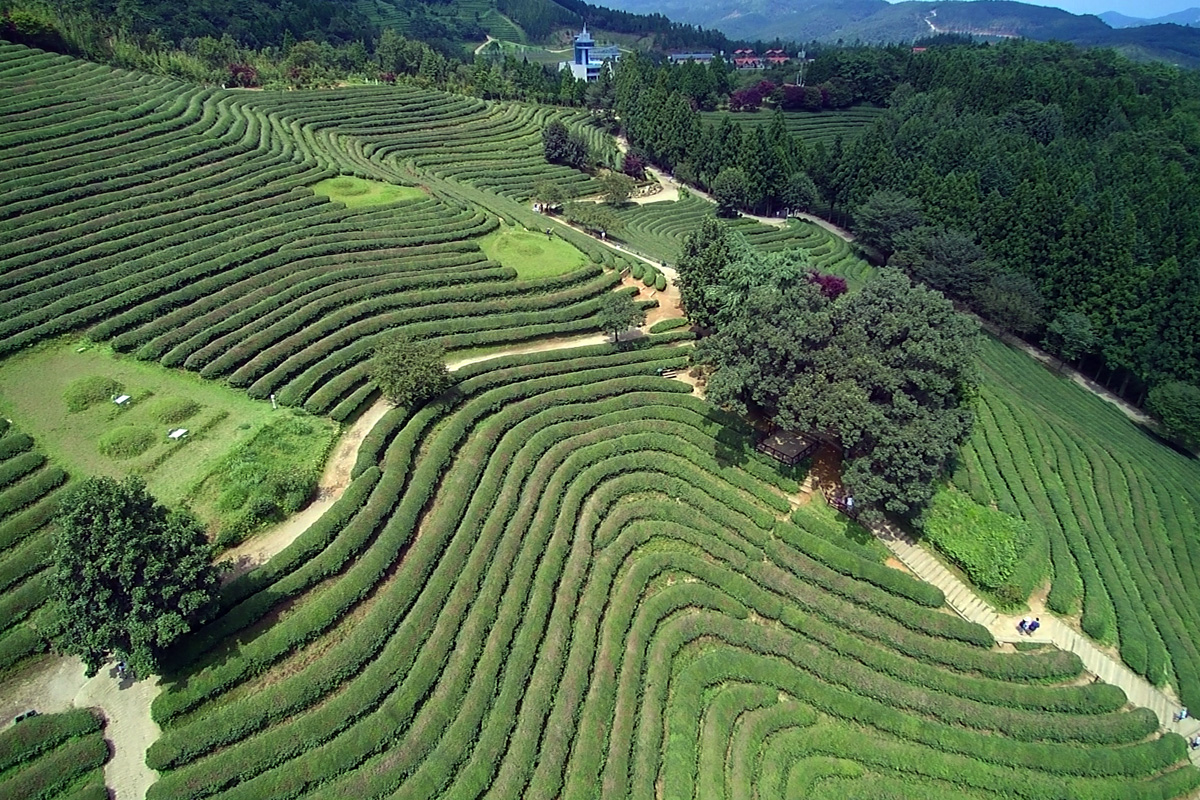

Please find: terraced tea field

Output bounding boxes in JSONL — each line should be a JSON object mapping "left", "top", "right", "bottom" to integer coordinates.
{"left": 2, "top": 40, "right": 1200, "bottom": 800}
{"left": 0, "top": 421, "right": 70, "bottom": 673}
{"left": 700, "top": 106, "right": 885, "bottom": 146}
{"left": 144, "top": 339, "right": 1197, "bottom": 800}
{"left": 609, "top": 194, "right": 873, "bottom": 286}
{"left": 956, "top": 337, "right": 1200, "bottom": 708}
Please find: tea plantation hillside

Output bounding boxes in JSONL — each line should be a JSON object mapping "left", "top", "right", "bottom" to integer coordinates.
{"left": 3, "top": 41, "right": 1200, "bottom": 799}
{"left": 955, "top": 336, "right": 1200, "bottom": 708}
{"left": 0, "top": 421, "right": 70, "bottom": 674}
{"left": 144, "top": 339, "right": 1197, "bottom": 800}
{"left": 699, "top": 107, "right": 886, "bottom": 147}
{"left": 0, "top": 44, "right": 630, "bottom": 422}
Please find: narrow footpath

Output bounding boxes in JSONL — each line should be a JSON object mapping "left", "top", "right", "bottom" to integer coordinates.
{"left": 872, "top": 519, "right": 1200, "bottom": 759}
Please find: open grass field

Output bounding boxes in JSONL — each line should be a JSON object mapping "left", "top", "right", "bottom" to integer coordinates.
{"left": 311, "top": 176, "right": 426, "bottom": 207}
{"left": 479, "top": 225, "right": 589, "bottom": 278}
{"left": 3, "top": 40, "right": 1200, "bottom": 799}
{"left": 700, "top": 106, "right": 886, "bottom": 146}
{"left": 0, "top": 340, "right": 335, "bottom": 530}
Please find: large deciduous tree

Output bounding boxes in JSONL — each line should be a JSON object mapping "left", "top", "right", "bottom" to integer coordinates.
{"left": 1044, "top": 310, "right": 1097, "bottom": 368}
{"left": 974, "top": 271, "right": 1045, "bottom": 338}
{"left": 600, "top": 171, "right": 636, "bottom": 205}
{"left": 697, "top": 268, "right": 979, "bottom": 519}
{"left": 372, "top": 332, "right": 453, "bottom": 407}
{"left": 597, "top": 290, "right": 646, "bottom": 341}
{"left": 1147, "top": 381, "right": 1200, "bottom": 451}
{"left": 50, "top": 477, "right": 222, "bottom": 678}
{"left": 711, "top": 167, "right": 748, "bottom": 217}
{"left": 542, "top": 120, "right": 591, "bottom": 172}
{"left": 889, "top": 226, "right": 994, "bottom": 300}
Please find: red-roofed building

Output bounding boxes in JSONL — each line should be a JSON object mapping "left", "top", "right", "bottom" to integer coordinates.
{"left": 764, "top": 49, "right": 789, "bottom": 65}
{"left": 912, "top": 46, "right": 928, "bottom": 53}
{"left": 732, "top": 48, "right": 761, "bottom": 69}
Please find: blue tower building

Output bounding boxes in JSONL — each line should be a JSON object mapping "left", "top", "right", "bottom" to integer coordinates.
{"left": 560, "top": 26, "right": 620, "bottom": 82}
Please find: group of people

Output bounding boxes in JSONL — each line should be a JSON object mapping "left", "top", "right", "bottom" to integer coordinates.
{"left": 1018, "top": 616, "right": 1041, "bottom": 635}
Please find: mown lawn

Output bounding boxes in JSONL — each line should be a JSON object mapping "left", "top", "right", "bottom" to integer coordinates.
{"left": 311, "top": 176, "right": 427, "bottom": 207}
{"left": 478, "top": 225, "right": 589, "bottom": 279}
{"left": 0, "top": 340, "right": 335, "bottom": 529}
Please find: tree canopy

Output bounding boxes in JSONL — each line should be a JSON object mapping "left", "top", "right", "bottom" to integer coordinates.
{"left": 596, "top": 290, "right": 646, "bottom": 341}
{"left": 50, "top": 476, "right": 222, "bottom": 678}
{"left": 697, "top": 268, "right": 980, "bottom": 519}
{"left": 371, "top": 332, "right": 453, "bottom": 407}
{"left": 600, "top": 171, "right": 636, "bottom": 205}
{"left": 542, "top": 120, "right": 591, "bottom": 172}
{"left": 1147, "top": 382, "right": 1200, "bottom": 451}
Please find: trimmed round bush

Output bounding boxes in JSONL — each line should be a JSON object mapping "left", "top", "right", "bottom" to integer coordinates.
{"left": 655, "top": 273, "right": 667, "bottom": 291}
{"left": 63, "top": 376, "right": 123, "bottom": 412}
{"left": 630, "top": 262, "right": 644, "bottom": 281}
{"left": 97, "top": 426, "right": 156, "bottom": 460}
{"left": 146, "top": 396, "right": 201, "bottom": 425}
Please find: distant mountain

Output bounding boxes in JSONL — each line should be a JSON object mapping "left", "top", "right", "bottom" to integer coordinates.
{"left": 829, "top": 0, "right": 1111, "bottom": 43}
{"left": 599, "top": 0, "right": 1200, "bottom": 66}
{"left": 1100, "top": 8, "right": 1200, "bottom": 27}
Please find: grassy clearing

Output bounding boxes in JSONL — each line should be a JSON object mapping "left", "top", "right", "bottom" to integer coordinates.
{"left": 0, "top": 340, "right": 335, "bottom": 531}
{"left": 310, "top": 176, "right": 426, "bottom": 208}
{"left": 478, "top": 225, "right": 589, "bottom": 279}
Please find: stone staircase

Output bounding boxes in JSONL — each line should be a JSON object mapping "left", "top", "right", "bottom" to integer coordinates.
{"left": 871, "top": 520, "right": 1200, "bottom": 763}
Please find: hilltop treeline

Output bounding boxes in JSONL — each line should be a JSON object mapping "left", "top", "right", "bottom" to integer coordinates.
{"left": 611, "top": 40, "right": 1200, "bottom": 402}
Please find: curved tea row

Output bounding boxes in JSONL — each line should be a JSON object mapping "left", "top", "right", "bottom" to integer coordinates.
{"left": 145, "top": 340, "right": 1196, "bottom": 800}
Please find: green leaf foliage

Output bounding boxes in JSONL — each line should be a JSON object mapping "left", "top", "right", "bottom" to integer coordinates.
{"left": 50, "top": 476, "right": 222, "bottom": 677}
{"left": 1147, "top": 381, "right": 1200, "bottom": 450}
{"left": 920, "top": 487, "right": 1034, "bottom": 592}
{"left": 699, "top": 268, "right": 979, "bottom": 519}
{"left": 596, "top": 291, "right": 646, "bottom": 341}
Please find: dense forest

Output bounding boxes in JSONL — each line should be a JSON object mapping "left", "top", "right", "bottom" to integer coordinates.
{"left": 610, "top": 40, "right": 1200, "bottom": 405}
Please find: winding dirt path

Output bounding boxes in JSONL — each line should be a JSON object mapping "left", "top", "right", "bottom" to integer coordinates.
{"left": 0, "top": 657, "right": 161, "bottom": 800}
{"left": 219, "top": 398, "right": 392, "bottom": 581}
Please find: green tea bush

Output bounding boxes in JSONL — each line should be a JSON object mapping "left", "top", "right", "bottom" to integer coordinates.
{"left": 96, "top": 426, "right": 156, "bottom": 460}
{"left": 62, "top": 376, "right": 123, "bottom": 412}
{"left": 145, "top": 396, "right": 201, "bottom": 425}
{"left": 649, "top": 317, "right": 689, "bottom": 333}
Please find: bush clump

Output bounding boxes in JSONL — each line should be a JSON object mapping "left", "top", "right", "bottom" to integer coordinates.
{"left": 97, "top": 426, "right": 156, "bottom": 460}
{"left": 63, "top": 376, "right": 123, "bottom": 412}
{"left": 145, "top": 396, "right": 201, "bottom": 425}
{"left": 919, "top": 487, "right": 1032, "bottom": 594}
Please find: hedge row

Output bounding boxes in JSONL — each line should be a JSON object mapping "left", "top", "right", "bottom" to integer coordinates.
{"left": 150, "top": 368, "right": 690, "bottom": 788}
{"left": 152, "top": 355, "right": 688, "bottom": 726}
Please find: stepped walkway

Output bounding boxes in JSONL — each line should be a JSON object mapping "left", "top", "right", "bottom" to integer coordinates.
{"left": 871, "top": 520, "right": 1200, "bottom": 760}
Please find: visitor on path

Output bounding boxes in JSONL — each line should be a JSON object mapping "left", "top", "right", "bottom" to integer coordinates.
{"left": 116, "top": 660, "right": 127, "bottom": 680}
{"left": 546, "top": 228, "right": 552, "bottom": 239}
{"left": 1019, "top": 617, "right": 1033, "bottom": 634}
{"left": 1028, "top": 618, "right": 1040, "bottom": 634}
{"left": 845, "top": 496, "right": 854, "bottom": 512}
{"left": 1177, "top": 707, "right": 1190, "bottom": 722}
{"left": 1191, "top": 735, "right": 1200, "bottom": 750}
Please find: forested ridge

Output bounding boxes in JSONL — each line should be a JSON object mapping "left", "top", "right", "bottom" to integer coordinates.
{"left": 612, "top": 41, "right": 1200, "bottom": 404}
